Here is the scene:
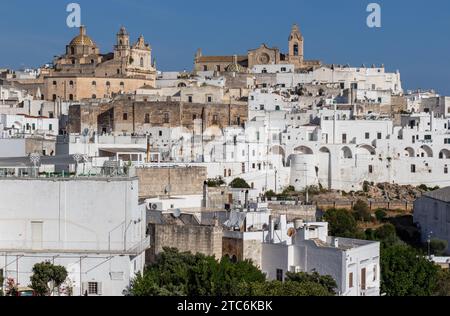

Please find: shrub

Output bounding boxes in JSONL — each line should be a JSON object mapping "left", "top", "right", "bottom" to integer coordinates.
{"left": 229, "top": 178, "right": 251, "bottom": 189}
{"left": 429, "top": 239, "right": 448, "bottom": 256}
{"left": 353, "top": 199, "right": 371, "bottom": 222}
{"left": 375, "top": 209, "right": 388, "bottom": 222}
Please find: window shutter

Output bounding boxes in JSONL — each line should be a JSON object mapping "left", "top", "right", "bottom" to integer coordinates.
{"left": 97, "top": 282, "right": 103, "bottom": 296}
{"left": 81, "top": 282, "right": 89, "bottom": 296}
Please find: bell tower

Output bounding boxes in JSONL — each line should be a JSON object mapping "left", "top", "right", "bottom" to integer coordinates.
{"left": 288, "top": 24, "right": 304, "bottom": 66}
{"left": 115, "top": 26, "right": 130, "bottom": 62}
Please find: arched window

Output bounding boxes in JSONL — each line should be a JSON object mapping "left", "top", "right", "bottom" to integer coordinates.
{"left": 120, "top": 82, "right": 125, "bottom": 88}
{"left": 69, "top": 94, "right": 74, "bottom": 101}
{"left": 92, "top": 81, "right": 96, "bottom": 86}
{"left": 92, "top": 94, "right": 97, "bottom": 99}
{"left": 91, "top": 59, "right": 95, "bottom": 64}
{"left": 293, "top": 44, "right": 299, "bottom": 56}
{"left": 71, "top": 47, "right": 75, "bottom": 55}
{"left": 69, "top": 80, "right": 74, "bottom": 87}
{"left": 52, "top": 81, "right": 57, "bottom": 86}
{"left": 140, "top": 57, "right": 144, "bottom": 67}
{"left": 71, "top": 59, "right": 76, "bottom": 65}
{"left": 106, "top": 81, "right": 111, "bottom": 87}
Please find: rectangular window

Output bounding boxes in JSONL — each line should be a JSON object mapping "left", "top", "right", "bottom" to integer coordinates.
{"left": 373, "top": 265, "right": 377, "bottom": 282}
{"left": 411, "top": 165, "right": 416, "bottom": 173}
{"left": 123, "top": 113, "right": 128, "bottom": 121}
{"left": 445, "top": 166, "right": 448, "bottom": 174}
{"left": 241, "top": 163, "right": 246, "bottom": 174}
{"left": 188, "top": 96, "right": 193, "bottom": 103}
{"left": 216, "top": 65, "right": 221, "bottom": 72}
{"left": 260, "top": 105, "right": 265, "bottom": 111}
{"left": 49, "top": 124, "right": 53, "bottom": 131}
{"left": 425, "top": 135, "right": 432, "bottom": 141}
{"left": 349, "top": 272, "right": 354, "bottom": 288}
{"left": 145, "top": 114, "right": 150, "bottom": 124}
{"left": 207, "top": 95, "right": 212, "bottom": 103}
{"left": 369, "top": 165, "right": 373, "bottom": 174}
{"left": 159, "top": 131, "right": 163, "bottom": 137}
{"left": 365, "top": 133, "right": 370, "bottom": 140}
{"left": 342, "top": 134, "right": 347, "bottom": 144}
{"left": 361, "top": 268, "right": 367, "bottom": 290}
{"left": 377, "top": 133, "right": 382, "bottom": 140}
{"left": 203, "top": 65, "right": 208, "bottom": 71}
{"left": 88, "top": 282, "right": 98, "bottom": 295}
{"left": 164, "top": 113, "right": 170, "bottom": 124}
{"left": 276, "top": 269, "right": 284, "bottom": 282}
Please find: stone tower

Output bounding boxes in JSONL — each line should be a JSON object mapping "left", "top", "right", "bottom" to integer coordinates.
{"left": 115, "top": 26, "right": 130, "bottom": 60}
{"left": 288, "top": 24, "right": 304, "bottom": 66}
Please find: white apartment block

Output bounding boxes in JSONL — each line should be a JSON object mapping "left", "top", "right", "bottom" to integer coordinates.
{"left": 0, "top": 177, "right": 148, "bottom": 296}
{"left": 261, "top": 222, "right": 380, "bottom": 296}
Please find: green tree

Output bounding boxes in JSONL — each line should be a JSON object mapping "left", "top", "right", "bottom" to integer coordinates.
{"left": 374, "top": 224, "right": 400, "bottom": 247}
{"left": 128, "top": 248, "right": 265, "bottom": 296}
{"left": 229, "top": 178, "right": 251, "bottom": 189}
{"left": 375, "top": 209, "right": 387, "bottom": 222}
{"left": 429, "top": 239, "right": 448, "bottom": 256}
{"left": 323, "top": 208, "right": 364, "bottom": 239}
{"left": 285, "top": 271, "right": 337, "bottom": 295}
{"left": 353, "top": 199, "right": 371, "bottom": 222}
{"left": 30, "top": 262, "right": 68, "bottom": 296}
{"left": 381, "top": 244, "right": 439, "bottom": 296}
{"left": 265, "top": 190, "right": 277, "bottom": 199}
{"left": 237, "top": 280, "right": 333, "bottom": 296}
{"left": 129, "top": 249, "right": 337, "bottom": 297}
{"left": 434, "top": 269, "right": 450, "bottom": 296}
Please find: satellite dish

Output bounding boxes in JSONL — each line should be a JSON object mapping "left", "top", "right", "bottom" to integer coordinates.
{"left": 151, "top": 204, "right": 158, "bottom": 210}
{"left": 164, "top": 185, "right": 172, "bottom": 194}
{"left": 287, "top": 227, "right": 296, "bottom": 238}
{"left": 173, "top": 209, "right": 181, "bottom": 218}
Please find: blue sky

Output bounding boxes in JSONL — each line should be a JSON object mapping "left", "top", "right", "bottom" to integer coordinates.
{"left": 1, "top": 0, "right": 450, "bottom": 94}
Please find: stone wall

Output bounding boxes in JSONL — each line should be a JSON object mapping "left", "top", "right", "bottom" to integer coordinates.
{"left": 44, "top": 76, "right": 155, "bottom": 102}
{"left": 136, "top": 166, "right": 207, "bottom": 198}
{"left": 146, "top": 224, "right": 223, "bottom": 263}
{"left": 68, "top": 100, "right": 248, "bottom": 135}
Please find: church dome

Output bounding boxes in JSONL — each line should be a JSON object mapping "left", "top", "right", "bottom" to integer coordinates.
{"left": 69, "top": 26, "right": 95, "bottom": 46}
{"left": 225, "top": 63, "right": 246, "bottom": 73}
{"left": 225, "top": 55, "right": 247, "bottom": 73}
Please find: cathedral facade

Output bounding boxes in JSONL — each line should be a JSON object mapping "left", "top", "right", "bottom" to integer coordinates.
{"left": 194, "top": 24, "right": 321, "bottom": 73}
{"left": 43, "top": 26, "right": 156, "bottom": 101}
